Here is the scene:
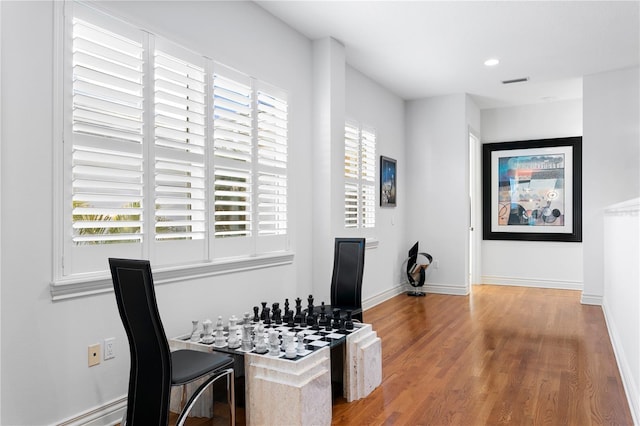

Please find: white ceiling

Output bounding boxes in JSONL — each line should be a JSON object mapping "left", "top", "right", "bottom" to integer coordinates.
{"left": 256, "top": 1, "right": 639, "bottom": 109}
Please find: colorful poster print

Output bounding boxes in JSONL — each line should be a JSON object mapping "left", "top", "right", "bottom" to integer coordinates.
{"left": 497, "top": 153, "right": 565, "bottom": 226}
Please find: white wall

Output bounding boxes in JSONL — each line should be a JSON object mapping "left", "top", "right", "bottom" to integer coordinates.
{"left": 582, "top": 67, "right": 640, "bottom": 303}
{"left": 345, "top": 65, "right": 406, "bottom": 303}
{"left": 480, "top": 100, "right": 584, "bottom": 289}
{"left": 311, "top": 37, "right": 346, "bottom": 302}
{"left": 405, "top": 94, "right": 471, "bottom": 295}
{"left": 0, "top": 2, "right": 313, "bottom": 424}
{"left": 603, "top": 199, "right": 640, "bottom": 424}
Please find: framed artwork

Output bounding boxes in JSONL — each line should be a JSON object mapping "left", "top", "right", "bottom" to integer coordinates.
{"left": 380, "top": 156, "right": 397, "bottom": 207}
{"left": 482, "top": 137, "right": 582, "bottom": 242}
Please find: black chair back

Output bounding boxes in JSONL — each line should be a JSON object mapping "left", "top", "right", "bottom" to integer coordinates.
{"left": 109, "top": 258, "right": 171, "bottom": 426}
{"left": 330, "top": 238, "right": 366, "bottom": 312}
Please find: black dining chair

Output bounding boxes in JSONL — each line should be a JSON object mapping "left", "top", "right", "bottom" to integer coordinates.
{"left": 312, "top": 238, "right": 366, "bottom": 322}
{"left": 109, "top": 258, "right": 235, "bottom": 426}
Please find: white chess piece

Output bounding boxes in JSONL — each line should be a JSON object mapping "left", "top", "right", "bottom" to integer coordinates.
{"left": 202, "top": 319, "right": 213, "bottom": 344}
{"left": 284, "top": 332, "right": 297, "bottom": 359}
{"left": 296, "top": 331, "right": 305, "bottom": 354}
{"left": 268, "top": 329, "right": 280, "bottom": 356}
{"left": 241, "top": 313, "right": 253, "bottom": 351}
{"left": 190, "top": 320, "right": 200, "bottom": 342}
{"left": 254, "top": 322, "right": 268, "bottom": 354}
{"left": 214, "top": 315, "right": 226, "bottom": 347}
{"left": 227, "top": 315, "right": 240, "bottom": 349}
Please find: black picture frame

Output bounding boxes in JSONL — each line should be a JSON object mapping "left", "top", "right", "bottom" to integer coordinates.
{"left": 380, "top": 156, "right": 397, "bottom": 207}
{"left": 482, "top": 136, "right": 582, "bottom": 242}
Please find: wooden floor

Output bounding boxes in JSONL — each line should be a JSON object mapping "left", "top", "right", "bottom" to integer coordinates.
{"left": 175, "top": 285, "right": 632, "bottom": 425}
{"left": 332, "top": 285, "right": 632, "bottom": 425}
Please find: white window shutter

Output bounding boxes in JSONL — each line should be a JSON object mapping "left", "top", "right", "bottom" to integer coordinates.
{"left": 212, "top": 68, "right": 253, "bottom": 238}
{"left": 62, "top": 4, "right": 291, "bottom": 278}
{"left": 257, "top": 89, "right": 288, "bottom": 236}
{"left": 344, "top": 123, "right": 360, "bottom": 180}
{"left": 361, "top": 129, "right": 376, "bottom": 228}
{"left": 344, "top": 122, "right": 376, "bottom": 229}
{"left": 345, "top": 183, "right": 359, "bottom": 228}
{"left": 71, "top": 18, "right": 145, "bottom": 244}
{"left": 153, "top": 49, "right": 206, "bottom": 241}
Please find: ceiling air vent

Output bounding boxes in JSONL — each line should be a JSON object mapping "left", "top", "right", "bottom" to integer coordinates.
{"left": 502, "top": 77, "right": 529, "bottom": 85}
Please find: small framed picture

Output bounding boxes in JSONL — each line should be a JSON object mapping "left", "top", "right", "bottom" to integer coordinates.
{"left": 380, "top": 156, "right": 397, "bottom": 207}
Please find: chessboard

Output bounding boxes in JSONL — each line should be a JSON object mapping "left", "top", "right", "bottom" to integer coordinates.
{"left": 179, "top": 295, "right": 360, "bottom": 361}
{"left": 182, "top": 321, "right": 357, "bottom": 362}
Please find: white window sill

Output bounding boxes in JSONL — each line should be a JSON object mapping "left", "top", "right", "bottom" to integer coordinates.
{"left": 50, "top": 252, "right": 295, "bottom": 301}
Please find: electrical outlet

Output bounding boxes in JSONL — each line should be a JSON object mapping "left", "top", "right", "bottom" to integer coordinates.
{"left": 104, "top": 338, "right": 115, "bottom": 360}
{"left": 434, "top": 260, "right": 440, "bottom": 269}
{"left": 88, "top": 343, "right": 101, "bottom": 367}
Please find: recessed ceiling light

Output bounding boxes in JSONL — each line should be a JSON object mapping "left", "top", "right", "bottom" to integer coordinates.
{"left": 484, "top": 58, "right": 500, "bottom": 67}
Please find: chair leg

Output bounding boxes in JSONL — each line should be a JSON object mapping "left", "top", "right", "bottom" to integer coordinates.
{"left": 227, "top": 367, "right": 235, "bottom": 426}
{"left": 176, "top": 368, "right": 235, "bottom": 426}
{"left": 180, "top": 384, "right": 188, "bottom": 413}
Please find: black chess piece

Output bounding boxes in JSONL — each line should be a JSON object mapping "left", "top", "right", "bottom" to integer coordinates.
{"left": 264, "top": 307, "right": 271, "bottom": 326}
{"left": 274, "top": 307, "right": 282, "bottom": 325}
{"left": 284, "top": 298, "right": 290, "bottom": 316}
{"left": 253, "top": 306, "right": 260, "bottom": 322}
{"left": 345, "top": 310, "right": 354, "bottom": 330}
{"left": 307, "top": 294, "right": 314, "bottom": 314}
{"left": 260, "top": 302, "right": 268, "bottom": 321}
{"left": 318, "top": 309, "right": 327, "bottom": 328}
{"left": 287, "top": 312, "right": 295, "bottom": 328}
{"left": 325, "top": 314, "right": 333, "bottom": 331}
{"left": 338, "top": 317, "right": 347, "bottom": 333}
{"left": 311, "top": 313, "right": 320, "bottom": 330}
{"left": 332, "top": 309, "right": 341, "bottom": 328}
{"left": 294, "top": 298, "right": 303, "bottom": 325}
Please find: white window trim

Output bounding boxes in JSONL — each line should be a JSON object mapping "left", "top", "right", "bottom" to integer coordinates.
{"left": 50, "top": 251, "right": 294, "bottom": 301}
{"left": 50, "top": 1, "right": 292, "bottom": 300}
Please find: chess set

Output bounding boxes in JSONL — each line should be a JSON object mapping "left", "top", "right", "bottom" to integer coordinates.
{"left": 181, "top": 295, "right": 358, "bottom": 361}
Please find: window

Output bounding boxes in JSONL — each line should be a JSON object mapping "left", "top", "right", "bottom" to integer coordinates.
{"left": 58, "top": 1, "right": 288, "bottom": 282}
{"left": 344, "top": 122, "right": 376, "bottom": 229}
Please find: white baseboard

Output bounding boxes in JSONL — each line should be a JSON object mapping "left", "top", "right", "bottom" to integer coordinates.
{"left": 580, "top": 293, "right": 603, "bottom": 305}
{"left": 602, "top": 301, "right": 639, "bottom": 426}
{"left": 362, "top": 284, "right": 406, "bottom": 311}
{"left": 482, "top": 275, "right": 583, "bottom": 291}
{"left": 56, "top": 396, "right": 126, "bottom": 426}
{"left": 362, "top": 281, "right": 469, "bottom": 311}
{"left": 424, "top": 283, "right": 469, "bottom": 296}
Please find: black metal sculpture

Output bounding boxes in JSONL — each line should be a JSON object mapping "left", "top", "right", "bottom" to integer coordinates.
{"left": 405, "top": 241, "right": 433, "bottom": 297}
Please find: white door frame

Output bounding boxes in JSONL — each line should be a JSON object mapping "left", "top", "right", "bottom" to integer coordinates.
{"left": 468, "top": 129, "right": 482, "bottom": 289}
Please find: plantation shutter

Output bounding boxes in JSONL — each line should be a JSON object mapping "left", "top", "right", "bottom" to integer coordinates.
{"left": 344, "top": 122, "right": 376, "bottom": 229}
{"left": 361, "top": 128, "right": 376, "bottom": 228}
{"left": 344, "top": 123, "right": 360, "bottom": 228}
{"left": 71, "top": 17, "right": 144, "bottom": 244}
{"left": 153, "top": 47, "right": 206, "bottom": 242}
{"left": 257, "top": 88, "right": 288, "bottom": 236}
{"left": 212, "top": 66, "right": 253, "bottom": 244}
{"left": 61, "top": 3, "right": 291, "bottom": 279}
